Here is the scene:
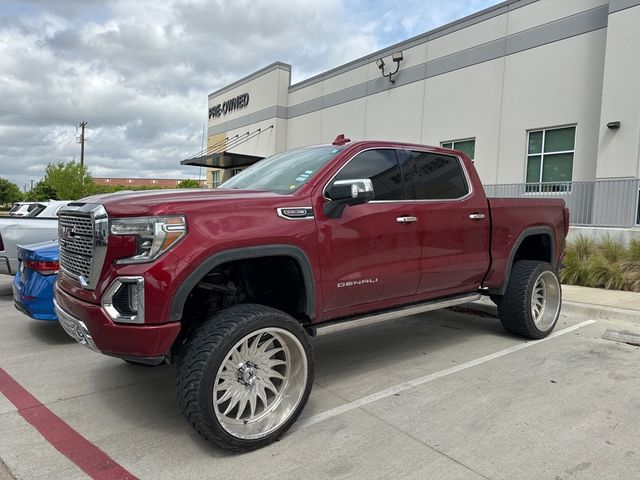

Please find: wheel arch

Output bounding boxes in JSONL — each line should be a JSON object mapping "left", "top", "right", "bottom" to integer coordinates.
{"left": 170, "top": 245, "right": 316, "bottom": 322}
{"left": 494, "top": 226, "right": 556, "bottom": 296}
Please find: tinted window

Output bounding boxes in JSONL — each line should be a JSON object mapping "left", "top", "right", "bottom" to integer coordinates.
{"left": 403, "top": 151, "right": 468, "bottom": 200}
{"left": 333, "top": 149, "right": 404, "bottom": 201}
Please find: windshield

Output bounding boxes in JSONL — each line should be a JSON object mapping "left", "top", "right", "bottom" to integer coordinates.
{"left": 220, "top": 145, "right": 345, "bottom": 194}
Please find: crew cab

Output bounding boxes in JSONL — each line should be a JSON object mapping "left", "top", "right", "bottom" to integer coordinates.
{"left": 54, "top": 137, "right": 569, "bottom": 452}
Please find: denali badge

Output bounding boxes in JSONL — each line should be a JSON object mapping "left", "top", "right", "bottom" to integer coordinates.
{"left": 276, "top": 207, "right": 314, "bottom": 220}
{"left": 337, "top": 278, "right": 379, "bottom": 288}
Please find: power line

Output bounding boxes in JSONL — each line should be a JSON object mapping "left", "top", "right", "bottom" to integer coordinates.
{"left": 0, "top": 107, "right": 77, "bottom": 125}
{"left": 61, "top": 126, "right": 80, "bottom": 147}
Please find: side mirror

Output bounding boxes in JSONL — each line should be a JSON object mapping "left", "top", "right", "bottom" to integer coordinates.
{"left": 324, "top": 179, "right": 375, "bottom": 218}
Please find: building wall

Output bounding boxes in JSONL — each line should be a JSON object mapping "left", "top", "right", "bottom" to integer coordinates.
{"left": 497, "top": 29, "right": 607, "bottom": 183}
{"left": 596, "top": 2, "right": 640, "bottom": 179}
{"left": 202, "top": 0, "right": 640, "bottom": 191}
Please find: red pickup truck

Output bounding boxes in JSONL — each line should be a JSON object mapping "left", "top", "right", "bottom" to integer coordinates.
{"left": 54, "top": 137, "right": 568, "bottom": 451}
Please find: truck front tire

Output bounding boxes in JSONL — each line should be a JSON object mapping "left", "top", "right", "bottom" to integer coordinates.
{"left": 498, "top": 260, "right": 561, "bottom": 339}
{"left": 176, "top": 304, "right": 314, "bottom": 452}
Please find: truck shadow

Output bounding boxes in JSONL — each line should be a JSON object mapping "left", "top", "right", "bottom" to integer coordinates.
{"left": 27, "top": 320, "right": 76, "bottom": 345}
{"left": 311, "top": 306, "right": 506, "bottom": 382}
{"left": 88, "top": 305, "right": 510, "bottom": 457}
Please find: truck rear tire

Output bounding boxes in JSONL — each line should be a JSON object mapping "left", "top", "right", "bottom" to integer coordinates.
{"left": 498, "top": 260, "right": 561, "bottom": 339}
{"left": 176, "top": 304, "right": 314, "bottom": 452}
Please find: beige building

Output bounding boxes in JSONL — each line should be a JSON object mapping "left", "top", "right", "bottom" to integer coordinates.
{"left": 183, "top": 0, "right": 640, "bottom": 226}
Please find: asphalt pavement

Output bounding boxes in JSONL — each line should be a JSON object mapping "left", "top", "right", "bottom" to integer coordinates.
{"left": 1, "top": 276, "right": 639, "bottom": 480}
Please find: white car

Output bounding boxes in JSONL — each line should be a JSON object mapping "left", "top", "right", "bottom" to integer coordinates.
{"left": 27, "top": 200, "right": 70, "bottom": 218}
{"left": 9, "top": 202, "right": 40, "bottom": 217}
{"left": 0, "top": 200, "right": 70, "bottom": 275}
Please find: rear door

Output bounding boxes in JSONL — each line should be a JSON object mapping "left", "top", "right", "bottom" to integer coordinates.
{"left": 316, "top": 148, "right": 421, "bottom": 315}
{"left": 401, "top": 149, "right": 490, "bottom": 296}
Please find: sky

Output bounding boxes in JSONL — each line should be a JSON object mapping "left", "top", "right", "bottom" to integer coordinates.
{"left": 0, "top": 0, "right": 497, "bottom": 191}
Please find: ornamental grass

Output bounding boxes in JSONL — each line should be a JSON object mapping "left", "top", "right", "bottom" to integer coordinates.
{"left": 561, "top": 236, "right": 640, "bottom": 292}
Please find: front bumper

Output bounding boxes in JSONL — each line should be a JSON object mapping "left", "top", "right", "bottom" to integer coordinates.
{"left": 54, "top": 298, "right": 99, "bottom": 351}
{"left": 54, "top": 283, "right": 181, "bottom": 359}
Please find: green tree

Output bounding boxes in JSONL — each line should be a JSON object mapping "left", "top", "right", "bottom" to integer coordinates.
{"left": 43, "top": 162, "right": 92, "bottom": 200}
{"left": 25, "top": 180, "right": 58, "bottom": 201}
{"left": 177, "top": 179, "right": 201, "bottom": 188}
{"left": 0, "top": 177, "right": 23, "bottom": 206}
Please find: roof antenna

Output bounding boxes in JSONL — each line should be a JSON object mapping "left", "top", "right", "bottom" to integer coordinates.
{"left": 332, "top": 134, "right": 351, "bottom": 146}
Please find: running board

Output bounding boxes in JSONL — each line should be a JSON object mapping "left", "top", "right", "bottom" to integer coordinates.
{"left": 309, "top": 293, "right": 481, "bottom": 337}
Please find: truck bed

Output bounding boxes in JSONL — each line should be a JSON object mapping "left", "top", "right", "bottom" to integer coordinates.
{"left": 483, "top": 197, "right": 568, "bottom": 292}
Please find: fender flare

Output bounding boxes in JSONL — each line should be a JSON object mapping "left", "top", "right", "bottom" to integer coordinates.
{"left": 169, "top": 245, "right": 316, "bottom": 321}
{"left": 494, "top": 226, "right": 556, "bottom": 295}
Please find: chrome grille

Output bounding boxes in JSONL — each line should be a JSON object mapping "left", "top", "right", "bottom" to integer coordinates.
{"left": 57, "top": 204, "right": 108, "bottom": 290}
{"left": 60, "top": 234, "right": 93, "bottom": 256}
{"left": 58, "top": 210, "right": 94, "bottom": 282}
{"left": 59, "top": 214, "right": 93, "bottom": 236}
{"left": 59, "top": 249, "right": 92, "bottom": 279}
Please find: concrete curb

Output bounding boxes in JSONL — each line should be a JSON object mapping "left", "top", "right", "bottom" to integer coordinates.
{"left": 561, "top": 300, "right": 640, "bottom": 323}
{"left": 456, "top": 298, "right": 640, "bottom": 324}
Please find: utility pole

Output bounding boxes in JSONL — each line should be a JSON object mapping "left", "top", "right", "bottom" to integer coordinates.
{"left": 79, "top": 121, "right": 88, "bottom": 168}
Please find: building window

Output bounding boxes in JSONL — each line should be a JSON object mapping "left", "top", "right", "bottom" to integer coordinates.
{"left": 526, "top": 126, "right": 575, "bottom": 192}
{"left": 212, "top": 170, "right": 221, "bottom": 188}
{"left": 231, "top": 168, "right": 243, "bottom": 177}
{"left": 441, "top": 138, "right": 475, "bottom": 160}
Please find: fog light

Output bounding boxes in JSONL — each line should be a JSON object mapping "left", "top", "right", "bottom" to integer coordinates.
{"left": 102, "top": 277, "right": 145, "bottom": 324}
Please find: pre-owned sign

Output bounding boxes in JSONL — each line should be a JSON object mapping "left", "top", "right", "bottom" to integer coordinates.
{"left": 209, "top": 93, "right": 250, "bottom": 120}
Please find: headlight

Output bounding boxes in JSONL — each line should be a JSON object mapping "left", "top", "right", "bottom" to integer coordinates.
{"left": 110, "top": 216, "right": 186, "bottom": 264}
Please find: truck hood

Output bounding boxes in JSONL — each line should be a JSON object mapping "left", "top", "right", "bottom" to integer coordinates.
{"left": 77, "top": 188, "right": 287, "bottom": 217}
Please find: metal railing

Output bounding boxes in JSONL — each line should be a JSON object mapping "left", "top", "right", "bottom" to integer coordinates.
{"left": 484, "top": 179, "right": 640, "bottom": 227}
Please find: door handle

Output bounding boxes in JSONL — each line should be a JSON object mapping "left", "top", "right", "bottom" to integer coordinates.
{"left": 469, "top": 213, "right": 485, "bottom": 220}
{"left": 396, "top": 216, "right": 417, "bottom": 223}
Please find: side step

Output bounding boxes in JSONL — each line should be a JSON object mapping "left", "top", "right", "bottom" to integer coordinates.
{"left": 309, "top": 293, "right": 481, "bottom": 337}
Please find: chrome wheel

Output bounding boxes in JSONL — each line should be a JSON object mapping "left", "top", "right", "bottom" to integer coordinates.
{"left": 531, "top": 270, "right": 561, "bottom": 332}
{"left": 213, "top": 327, "right": 308, "bottom": 440}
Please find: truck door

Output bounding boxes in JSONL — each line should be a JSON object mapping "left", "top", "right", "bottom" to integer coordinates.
{"left": 401, "top": 149, "right": 490, "bottom": 297}
{"left": 316, "top": 148, "right": 421, "bottom": 316}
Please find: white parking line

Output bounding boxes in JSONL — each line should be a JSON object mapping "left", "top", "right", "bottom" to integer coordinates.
{"left": 297, "top": 320, "right": 597, "bottom": 429}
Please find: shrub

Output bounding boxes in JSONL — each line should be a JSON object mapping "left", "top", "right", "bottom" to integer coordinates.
{"left": 561, "top": 235, "right": 640, "bottom": 292}
{"left": 560, "top": 235, "right": 594, "bottom": 286}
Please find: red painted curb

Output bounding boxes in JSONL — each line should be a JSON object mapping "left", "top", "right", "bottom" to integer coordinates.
{"left": 0, "top": 368, "right": 138, "bottom": 480}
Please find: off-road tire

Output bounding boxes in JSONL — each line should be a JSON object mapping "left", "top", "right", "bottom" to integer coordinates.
{"left": 498, "top": 260, "right": 561, "bottom": 339}
{"left": 176, "top": 304, "right": 314, "bottom": 452}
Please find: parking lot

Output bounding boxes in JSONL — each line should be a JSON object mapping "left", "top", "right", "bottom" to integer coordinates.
{"left": 1, "top": 275, "right": 639, "bottom": 480}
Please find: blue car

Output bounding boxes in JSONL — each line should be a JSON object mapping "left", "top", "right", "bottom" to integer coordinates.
{"left": 13, "top": 240, "right": 59, "bottom": 321}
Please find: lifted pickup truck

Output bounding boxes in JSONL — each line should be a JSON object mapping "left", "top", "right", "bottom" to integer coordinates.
{"left": 54, "top": 137, "right": 568, "bottom": 451}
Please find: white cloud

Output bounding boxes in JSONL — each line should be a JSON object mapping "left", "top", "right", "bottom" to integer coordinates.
{"left": 0, "top": 0, "right": 496, "bottom": 190}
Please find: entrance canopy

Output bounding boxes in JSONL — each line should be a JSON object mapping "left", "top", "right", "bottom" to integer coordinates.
{"left": 180, "top": 151, "right": 263, "bottom": 169}
{"left": 181, "top": 125, "right": 272, "bottom": 170}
